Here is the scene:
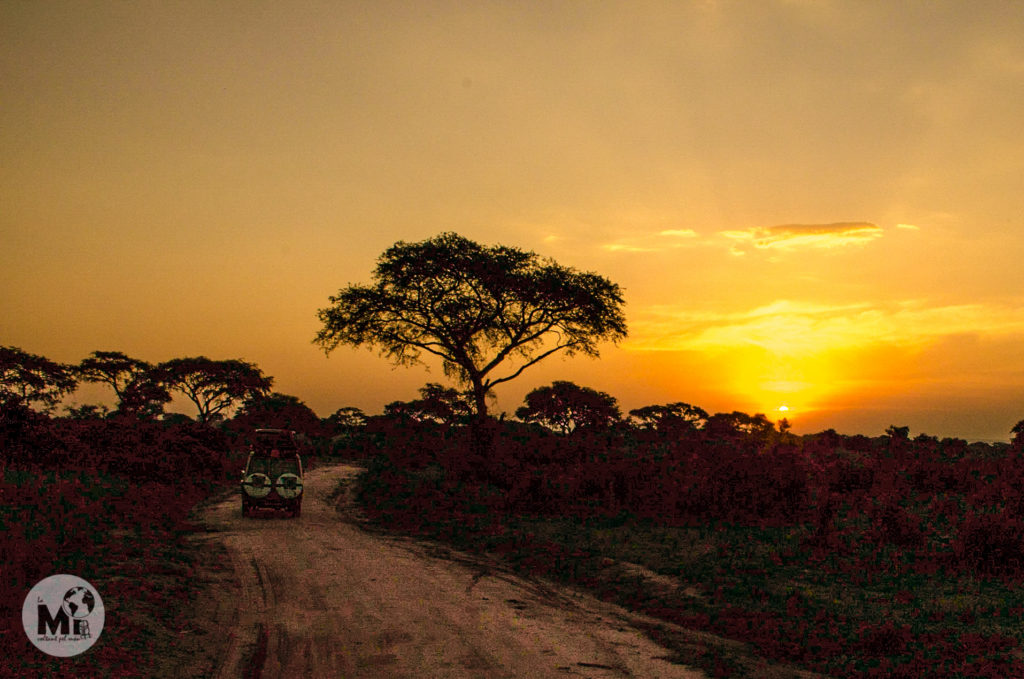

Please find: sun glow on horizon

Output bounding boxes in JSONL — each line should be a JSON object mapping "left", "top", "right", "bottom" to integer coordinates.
{"left": 620, "top": 297, "right": 1024, "bottom": 432}
{"left": 710, "top": 344, "right": 841, "bottom": 425}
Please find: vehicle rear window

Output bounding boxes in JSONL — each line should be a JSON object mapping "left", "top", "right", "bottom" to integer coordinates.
{"left": 254, "top": 432, "right": 297, "bottom": 450}
{"left": 248, "top": 457, "right": 299, "bottom": 477}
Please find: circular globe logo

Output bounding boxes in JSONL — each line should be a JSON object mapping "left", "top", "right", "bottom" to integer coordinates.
{"left": 22, "top": 574, "right": 104, "bottom": 657}
{"left": 62, "top": 586, "right": 96, "bottom": 619}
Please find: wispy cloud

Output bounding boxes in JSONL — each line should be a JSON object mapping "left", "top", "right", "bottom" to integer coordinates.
{"left": 581, "top": 221, "right": 914, "bottom": 256}
{"left": 600, "top": 228, "right": 699, "bottom": 253}
{"left": 626, "top": 299, "right": 1024, "bottom": 356}
{"left": 721, "top": 222, "right": 883, "bottom": 254}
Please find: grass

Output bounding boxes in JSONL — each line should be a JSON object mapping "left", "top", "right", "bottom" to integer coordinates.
{"left": 352, "top": 456, "right": 1024, "bottom": 678}
{"left": 0, "top": 467, "right": 229, "bottom": 678}
{"left": 500, "top": 513, "right": 1024, "bottom": 677}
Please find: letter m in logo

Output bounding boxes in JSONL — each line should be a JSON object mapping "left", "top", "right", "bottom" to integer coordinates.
{"left": 37, "top": 604, "right": 70, "bottom": 635}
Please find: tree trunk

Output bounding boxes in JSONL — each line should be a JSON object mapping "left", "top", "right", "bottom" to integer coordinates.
{"left": 468, "top": 376, "right": 495, "bottom": 481}
{"left": 472, "top": 386, "right": 488, "bottom": 420}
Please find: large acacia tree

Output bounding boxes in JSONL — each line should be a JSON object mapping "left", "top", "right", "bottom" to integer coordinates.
{"left": 77, "top": 350, "right": 170, "bottom": 417}
{"left": 77, "top": 351, "right": 149, "bottom": 401}
{"left": 314, "top": 233, "right": 627, "bottom": 425}
{"left": 154, "top": 357, "right": 272, "bottom": 424}
{"left": 0, "top": 345, "right": 77, "bottom": 411}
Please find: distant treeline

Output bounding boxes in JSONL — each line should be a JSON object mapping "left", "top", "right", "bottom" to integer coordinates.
{"left": 2, "top": 343, "right": 1020, "bottom": 473}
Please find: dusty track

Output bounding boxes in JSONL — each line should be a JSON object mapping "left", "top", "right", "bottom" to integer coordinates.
{"left": 183, "top": 463, "right": 705, "bottom": 678}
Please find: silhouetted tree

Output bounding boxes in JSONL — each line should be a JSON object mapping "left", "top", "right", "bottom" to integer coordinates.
{"left": 326, "top": 406, "right": 368, "bottom": 430}
{"left": 232, "top": 392, "right": 321, "bottom": 434}
{"left": 154, "top": 357, "right": 272, "bottom": 424}
{"left": 1011, "top": 419, "right": 1024, "bottom": 447}
{"left": 64, "top": 403, "right": 110, "bottom": 419}
{"left": 384, "top": 383, "right": 476, "bottom": 426}
{"left": 76, "top": 350, "right": 170, "bottom": 417}
{"left": 705, "top": 411, "right": 775, "bottom": 440}
{"left": 77, "top": 351, "right": 146, "bottom": 402}
{"left": 516, "top": 381, "right": 620, "bottom": 435}
{"left": 314, "top": 232, "right": 626, "bottom": 450}
{"left": 0, "top": 345, "right": 77, "bottom": 411}
{"left": 117, "top": 375, "right": 172, "bottom": 418}
{"left": 886, "top": 424, "right": 910, "bottom": 440}
{"left": 629, "top": 402, "right": 708, "bottom": 433}
{"left": 1007, "top": 419, "right": 1024, "bottom": 450}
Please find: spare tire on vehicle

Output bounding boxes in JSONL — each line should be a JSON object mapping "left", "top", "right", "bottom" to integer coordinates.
{"left": 275, "top": 473, "right": 303, "bottom": 499}
{"left": 242, "top": 472, "right": 272, "bottom": 498}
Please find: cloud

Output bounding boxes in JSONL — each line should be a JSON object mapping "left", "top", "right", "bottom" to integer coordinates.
{"left": 626, "top": 299, "right": 1024, "bottom": 356}
{"left": 720, "top": 222, "right": 883, "bottom": 253}
{"left": 579, "top": 220, "right": 904, "bottom": 256}
{"left": 600, "top": 228, "right": 699, "bottom": 253}
{"left": 602, "top": 243, "right": 658, "bottom": 253}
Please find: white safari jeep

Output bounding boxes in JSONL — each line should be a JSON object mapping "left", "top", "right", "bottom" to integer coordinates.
{"left": 240, "top": 429, "right": 304, "bottom": 518}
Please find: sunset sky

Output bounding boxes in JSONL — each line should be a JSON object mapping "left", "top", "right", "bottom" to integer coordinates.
{"left": 4, "top": 2, "right": 1024, "bottom": 440}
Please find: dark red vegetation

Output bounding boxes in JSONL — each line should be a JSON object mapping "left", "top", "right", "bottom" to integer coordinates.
{"left": 8, "top": 389, "right": 1024, "bottom": 677}
{"left": 355, "top": 417, "right": 1024, "bottom": 678}
{"left": 0, "top": 404, "right": 239, "bottom": 678}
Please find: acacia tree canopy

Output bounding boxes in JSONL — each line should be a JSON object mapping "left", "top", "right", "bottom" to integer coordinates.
{"left": 1012, "top": 420, "right": 1024, "bottom": 446}
{"left": 384, "top": 383, "right": 476, "bottom": 426}
{"left": 77, "top": 351, "right": 149, "bottom": 400}
{"left": 516, "top": 381, "right": 620, "bottom": 435}
{"left": 77, "top": 350, "right": 170, "bottom": 417}
{"left": 117, "top": 376, "right": 172, "bottom": 418}
{"left": 327, "top": 406, "right": 368, "bottom": 430}
{"left": 233, "top": 392, "right": 321, "bottom": 434}
{"left": 314, "top": 233, "right": 627, "bottom": 420}
{"left": 705, "top": 411, "right": 775, "bottom": 440}
{"left": 629, "top": 402, "right": 709, "bottom": 432}
{"left": 154, "top": 357, "right": 272, "bottom": 423}
{"left": 0, "top": 345, "right": 77, "bottom": 410}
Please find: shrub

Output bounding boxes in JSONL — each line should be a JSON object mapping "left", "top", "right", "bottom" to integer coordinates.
{"left": 954, "top": 510, "right": 1024, "bottom": 577}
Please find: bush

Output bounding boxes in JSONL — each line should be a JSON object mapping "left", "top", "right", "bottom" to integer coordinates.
{"left": 0, "top": 414, "right": 233, "bottom": 484}
{"left": 954, "top": 510, "right": 1024, "bottom": 577}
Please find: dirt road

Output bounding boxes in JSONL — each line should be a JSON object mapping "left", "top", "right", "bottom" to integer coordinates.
{"left": 182, "top": 464, "right": 706, "bottom": 678}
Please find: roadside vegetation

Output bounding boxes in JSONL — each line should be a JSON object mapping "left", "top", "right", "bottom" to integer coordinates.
{"left": 0, "top": 407, "right": 239, "bottom": 678}
{"left": 0, "top": 347, "right": 321, "bottom": 677}
{"left": 7, "top": 345, "right": 1024, "bottom": 677}
{"left": 350, "top": 411, "right": 1024, "bottom": 679}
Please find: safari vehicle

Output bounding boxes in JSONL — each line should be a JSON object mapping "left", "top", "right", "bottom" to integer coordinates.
{"left": 240, "top": 429, "right": 304, "bottom": 518}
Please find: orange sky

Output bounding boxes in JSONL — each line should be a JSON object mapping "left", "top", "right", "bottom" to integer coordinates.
{"left": 4, "top": 2, "right": 1024, "bottom": 440}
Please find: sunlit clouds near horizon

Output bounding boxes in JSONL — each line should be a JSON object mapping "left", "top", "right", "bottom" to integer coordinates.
{"left": 720, "top": 222, "right": 884, "bottom": 255}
